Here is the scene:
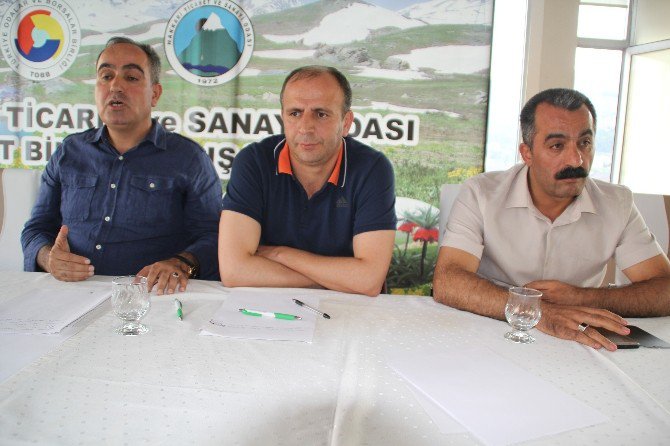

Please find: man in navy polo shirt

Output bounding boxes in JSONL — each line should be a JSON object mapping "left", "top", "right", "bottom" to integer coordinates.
{"left": 219, "top": 66, "right": 396, "bottom": 296}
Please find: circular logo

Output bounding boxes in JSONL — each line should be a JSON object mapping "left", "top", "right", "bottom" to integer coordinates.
{"left": 165, "top": 0, "right": 254, "bottom": 86}
{"left": 0, "top": 1, "right": 80, "bottom": 81}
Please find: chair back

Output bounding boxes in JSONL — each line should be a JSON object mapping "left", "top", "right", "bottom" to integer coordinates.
{"left": 0, "top": 168, "right": 43, "bottom": 271}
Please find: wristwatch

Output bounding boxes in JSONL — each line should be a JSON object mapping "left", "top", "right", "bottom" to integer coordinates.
{"left": 172, "top": 254, "right": 199, "bottom": 279}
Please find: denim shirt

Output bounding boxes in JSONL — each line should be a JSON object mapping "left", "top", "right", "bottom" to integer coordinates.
{"left": 21, "top": 121, "right": 222, "bottom": 279}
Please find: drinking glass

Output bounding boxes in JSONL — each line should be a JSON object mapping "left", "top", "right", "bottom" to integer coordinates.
{"left": 504, "top": 287, "right": 542, "bottom": 344}
{"left": 111, "top": 275, "right": 150, "bottom": 335}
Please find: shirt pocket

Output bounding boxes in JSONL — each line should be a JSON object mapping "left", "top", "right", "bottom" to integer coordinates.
{"left": 128, "top": 175, "right": 178, "bottom": 225}
{"left": 60, "top": 173, "right": 97, "bottom": 222}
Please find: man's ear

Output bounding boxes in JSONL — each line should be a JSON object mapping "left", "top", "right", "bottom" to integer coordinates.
{"left": 341, "top": 110, "right": 354, "bottom": 136}
{"left": 151, "top": 83, "right": 163, "bottom": 107}
{"left": 519, "top": 143, "right": 532, "bottom": 166}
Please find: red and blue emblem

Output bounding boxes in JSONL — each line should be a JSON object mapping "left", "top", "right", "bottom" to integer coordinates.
{"left": 15, "top": 10, "right": 64, "bottom": 63}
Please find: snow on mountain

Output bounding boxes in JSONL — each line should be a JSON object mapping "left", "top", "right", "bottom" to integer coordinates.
{"left": 394, "top": 45, "right": 490, "bottom": 74}
{"left": 265, "top": 2, "right": 425, "bottom": 46}
{"left": 202, "top": 13, "right": 224, "bottom": 31}
{"left": 399, "top": 0, "right": 493, "bottom": 25}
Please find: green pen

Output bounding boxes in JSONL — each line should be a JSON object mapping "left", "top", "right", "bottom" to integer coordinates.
{"left": 238, "top": 308, "right": 302, "bottom": 320}
{"left": 174, "top": 298, "right": 183, "bottom": 320}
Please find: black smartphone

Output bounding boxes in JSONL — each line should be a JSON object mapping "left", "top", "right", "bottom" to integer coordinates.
{"left": 595, "top": 327, "right": 640, "bottom": 349}
{"left": 596, "top": 325, "right": 670, "bottom": 349}
{"left": 626, "top": 325, "right": 670, "bottom": 348}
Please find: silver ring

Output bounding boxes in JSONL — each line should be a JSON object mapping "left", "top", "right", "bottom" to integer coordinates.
{"left": 171, "top": 272, "right": 180, "bottom": 278}
{"left": 578, "top": 323, "right": 589, "bottom": 332}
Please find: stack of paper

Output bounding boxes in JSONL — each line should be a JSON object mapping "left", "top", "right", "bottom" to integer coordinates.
{"left": 0, "top": 286, "right": 111, "bottom": 334}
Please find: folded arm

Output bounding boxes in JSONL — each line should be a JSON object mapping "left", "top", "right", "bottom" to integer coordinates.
{"left": 433, "top": 246, "right": 629, "bottom": 350}
{"left": 257, "top": 229, "right": 395, "bottom": 296}
{"left": 219, "top": 211, "right": 320, "bottom": 289}
{"left": 219, "top": 211, "right": 394, "bottom": 296}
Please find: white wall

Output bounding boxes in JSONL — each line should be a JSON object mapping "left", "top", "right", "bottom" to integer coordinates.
{"left": 523, "top": 0, "right": 579, "bottom": 101}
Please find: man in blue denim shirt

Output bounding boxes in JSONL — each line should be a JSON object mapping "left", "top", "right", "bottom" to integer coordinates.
{"left": 21, "top": 37, "right": 221, "bottom": 293}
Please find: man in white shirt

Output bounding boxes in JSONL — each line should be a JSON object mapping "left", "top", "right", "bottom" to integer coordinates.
{"left": 433, "top": 88, "right": 670, "bottom": 351}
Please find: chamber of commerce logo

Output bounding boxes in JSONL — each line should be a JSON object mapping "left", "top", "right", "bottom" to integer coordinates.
{"left": 165, "top": 0, "right": 254, "bottom": 86}
{"left": 0, "top": 0, "right": 80, "bottom": 81}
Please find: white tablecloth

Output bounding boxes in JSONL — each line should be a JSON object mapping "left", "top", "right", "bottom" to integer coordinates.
{"left": 0, "top": 272, "right": 669, "bottom": 445}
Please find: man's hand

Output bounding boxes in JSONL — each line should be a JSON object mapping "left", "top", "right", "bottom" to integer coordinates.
{"left": 525, "top": 280, "right": 583, "bottom": 306}
{"left": 536, "top": 301, "right": 630, "bottom": 351}
{"left": 137, "top": 258, "right": 189, "bottom": 295}
{"left": 40, "top": 225, "right": 94, "bottom": 282}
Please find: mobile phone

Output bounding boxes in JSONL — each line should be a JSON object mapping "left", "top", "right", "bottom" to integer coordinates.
{"left": 626, "top": 325, "right": 670, "bottom": 348}
{"left": 595, "top": 327, "right": 640, "bottom": 349}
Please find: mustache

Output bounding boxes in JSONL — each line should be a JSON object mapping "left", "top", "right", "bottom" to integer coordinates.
{"left": 555, "top": 166, "right": 588, "bottom": 180}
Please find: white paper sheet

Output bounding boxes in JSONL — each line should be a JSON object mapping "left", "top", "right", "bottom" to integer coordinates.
{"left": 0, "top": 285, "right": 111, "bottom": 334}
{"left": 387, "top": 346, "right": 608, "bottom": 446}
{"left": 408, "top": 387, "right": 468, "bottom": 434}
{"left": 0, "top": 301, "right": 109, "bottom": 383}
{"left": 200, "top": 290, "right": 319, "bottom": 342}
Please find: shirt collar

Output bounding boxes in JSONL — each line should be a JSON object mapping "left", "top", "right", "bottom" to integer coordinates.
{"left": 89, "top": 119, "right": 166, "bottom": 151}
{"left": 505, "top": 163, "right": 597, "bottom": 218}
{"left": 275, "top": 137, "right": 347, "bottom": 187}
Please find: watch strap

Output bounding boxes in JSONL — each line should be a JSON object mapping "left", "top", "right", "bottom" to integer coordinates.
{"left": 172, "top": 254, "right": 198, "bottom": 278}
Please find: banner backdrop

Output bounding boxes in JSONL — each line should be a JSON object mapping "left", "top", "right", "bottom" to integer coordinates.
{"left": 0, "top": 0, "right": 493, "bottom": 294}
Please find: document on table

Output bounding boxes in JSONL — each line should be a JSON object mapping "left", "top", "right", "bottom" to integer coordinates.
{"left": 387, "top": 346, "right": 608, "bottom": 446}
{"left": 201, "top": 290, "right": 319, "bottom": 342}
{"left": 0, "top": 285, "right": 111, "bottom": 334}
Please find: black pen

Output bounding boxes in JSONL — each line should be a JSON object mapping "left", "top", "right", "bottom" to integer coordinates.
{"left": 293, "top": 298, "right": 330, "bottom": 319}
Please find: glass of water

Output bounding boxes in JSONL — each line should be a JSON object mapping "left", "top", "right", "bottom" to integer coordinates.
{"left": 111, "top": 275, "right": 150, "bottom": 335}
{"left": 504, "top": 287, "right": 542, "bottom": 344}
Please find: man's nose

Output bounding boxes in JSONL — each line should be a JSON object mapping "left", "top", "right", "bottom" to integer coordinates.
{"left": 566, "top": 143, "right": 583, "bottom": 167}
{"left": 298, "top": 114, "right": 315, "bottom": 133}
{"left": 109, "top": 76, "right": 123, "bottom": 92}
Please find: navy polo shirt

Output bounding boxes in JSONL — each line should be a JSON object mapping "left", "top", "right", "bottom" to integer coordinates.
{"left": 222, "top": 135, "right": 396, "bottom": 257}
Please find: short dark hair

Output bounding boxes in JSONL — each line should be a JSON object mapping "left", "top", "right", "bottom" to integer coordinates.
{"left": 96, "top": 37, "right": 161, "bottom": 85}
{"left": 280, "top": 65, "right": 352, "bottom": 114}
{"left": 520, "top": 88, "right": 597, "bottom": 147}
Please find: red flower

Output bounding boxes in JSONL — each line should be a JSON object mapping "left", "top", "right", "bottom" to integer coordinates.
{"left": 397, "top": 221, "right": 418, "bottom": 233}
{"left": 413, "top": 228, "right": 439, "bottom": 243}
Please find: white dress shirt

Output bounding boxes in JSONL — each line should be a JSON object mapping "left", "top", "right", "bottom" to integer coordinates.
{"left": 442, "top": 164, "right": 663, "bottom": 287}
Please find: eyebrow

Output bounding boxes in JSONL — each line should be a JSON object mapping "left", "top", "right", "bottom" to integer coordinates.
{"left": 97, "top": 63, "right": 145, "bottom": 75}
{"left": 544, "top": 129, "right": 594, "bottom": 142}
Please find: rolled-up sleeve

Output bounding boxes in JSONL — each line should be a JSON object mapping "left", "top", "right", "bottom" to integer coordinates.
{"left": 441, "top": 180, "right": 486, "bottom": 259}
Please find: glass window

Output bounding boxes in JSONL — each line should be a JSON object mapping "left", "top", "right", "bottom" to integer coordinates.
{"left": 484, "top": 0, "right": 527, "bottom": 172}
{"left": 577, "top": 3, "right": 629, "bottom": 40}
{"left": 632, "top": 0, "right": 670, "bottom": 45}
{"left": 574, "top": 48, "right": 622, "bottom": 181}
{"left": 619, "top": 48, "right": 670, "bottom": 194}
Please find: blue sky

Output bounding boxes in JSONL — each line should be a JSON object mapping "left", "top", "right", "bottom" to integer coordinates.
{"left": 365, "top": 0, "right": 427, "bottom": 10}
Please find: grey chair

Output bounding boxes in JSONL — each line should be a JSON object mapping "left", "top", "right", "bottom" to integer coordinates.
{"left": 0, "top": 168, "right": 43, "bottom": 271}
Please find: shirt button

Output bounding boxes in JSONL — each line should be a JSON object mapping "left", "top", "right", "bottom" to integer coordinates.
{"left": 104, "top": 216, "right": 110, "bottom": 222}
{"left": 149, "top": 182, "right": 155, "bottom": 189}
{"left": 95, "top": 244, "right": 102, "bottom": 250}
{"left": 118, "top": 156, "right": 124, "bottom": 161}
{"left": 110, "top": 183, "right": 116, "bottom": 189}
